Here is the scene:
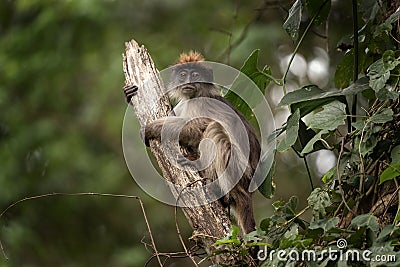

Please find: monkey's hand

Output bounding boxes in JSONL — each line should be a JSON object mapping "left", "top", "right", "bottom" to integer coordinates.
{"left": 123, "top": 84, "right": 138, "bottom": 103}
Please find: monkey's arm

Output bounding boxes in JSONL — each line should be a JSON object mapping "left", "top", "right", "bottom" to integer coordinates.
{"left": 144, "top": 117, "right": 213, "bottom": 148}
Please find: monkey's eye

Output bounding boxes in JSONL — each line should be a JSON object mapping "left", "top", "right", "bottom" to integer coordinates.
{"left": 191, "top": 71, "right": 200, "bottom": 80}
{"left": 179, "top": 71, "right": 187, "bottom": 81}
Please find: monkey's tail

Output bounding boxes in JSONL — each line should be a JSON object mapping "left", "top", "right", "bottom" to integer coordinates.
{"left": 200, "top": 121, "right": 255, "bottom": 234}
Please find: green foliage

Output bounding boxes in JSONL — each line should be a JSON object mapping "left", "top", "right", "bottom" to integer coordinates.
{"left": 257, "top": 151, "right": 276, "bottom": 199}
{"left": 367, "top": 50, "right": 400, "bottom": 92}
{"left": 306, "top": 101, "right": 347, "bottom": 131}
{"left": 283, "top": 0, "right": 302, "bottom": 42}
{"left": 380, "top": 162, "right": 400, "bottom": 184}
{"left": 277, "top": 109, "right": 300, "bottom": 152}
{"left": 351, "top": 214, "right": 380, "bottom": 233}
{"left": 215, "top": 1, "right": 400, "bottom": 266}
{"left": 374, "top": 8, "right": 400, "bottom": 37}
{"left": 226, "top": 49, "right": 272, "bottom": 123}
{"left": 307, "top": 188, "right": 331, "bottom": 221}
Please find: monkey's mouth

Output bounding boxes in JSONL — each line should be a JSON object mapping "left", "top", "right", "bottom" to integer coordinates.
{"left": 181, "top": 85, "right": 196, "bottom": 94}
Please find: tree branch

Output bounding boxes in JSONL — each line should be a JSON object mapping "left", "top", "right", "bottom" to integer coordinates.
{"left": 122, "top": 39, "right": 232, "bottom": 264}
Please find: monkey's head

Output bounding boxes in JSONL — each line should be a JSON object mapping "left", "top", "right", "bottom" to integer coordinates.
{"left": 168, "top": 51, "right": 218, "bottom": 100}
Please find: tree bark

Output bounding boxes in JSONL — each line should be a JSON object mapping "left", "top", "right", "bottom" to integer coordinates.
{"left": 122, "top": 39, "right": 232, "bottom": 262}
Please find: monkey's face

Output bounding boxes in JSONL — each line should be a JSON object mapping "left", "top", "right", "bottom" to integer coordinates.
{"left": 176, "top": 69, "right": 204, "bottom": 98}
{"left": 169, "top": 63, "right": 214, "bottom": 99}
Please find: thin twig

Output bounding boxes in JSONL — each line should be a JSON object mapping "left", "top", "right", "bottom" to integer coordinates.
{"left": 337, "top": 138, "right": 356, "bottom": 215}
{"left": 357, "top": 119, "right": 368, "bottom": 196}
{"left": 189, "top": 233, "right": 219, "bottom": 241}
{"left": 281, "top": 205, "right": 310, "bottom": 228}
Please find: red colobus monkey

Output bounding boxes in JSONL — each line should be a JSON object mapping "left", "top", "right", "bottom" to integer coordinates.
{"left": 124, "top": 51, "right": 260, "bottom": 234}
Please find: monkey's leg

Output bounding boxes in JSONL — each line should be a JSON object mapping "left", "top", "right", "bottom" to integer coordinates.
{"left": 178, "top": 117, "right": 213, "bottom": 148}
{"left": 123, "top": 84, "right": 138, "bottom": 103}
{"left": 176, "top": 118, "right": 213, "bottom": 168}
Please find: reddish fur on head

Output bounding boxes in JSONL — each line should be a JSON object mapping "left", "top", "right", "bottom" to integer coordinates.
{"left": 177, "top": 50, "right": 205, "bottom": 64}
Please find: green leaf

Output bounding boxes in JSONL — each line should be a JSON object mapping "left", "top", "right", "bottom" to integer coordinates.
{"left": 213, "top": 239, "right": 240, "bottom": 246}
{"left": 367, "top": 59, "right": 390, "bottom": 91}
{"left": 260, "top": 218, "right": 271, "bottom": 232}
{"left": 279, "top": 85, "right": 324, "bottom": 106}
{"left": 309, "top": 217, "right": 339, "bottom": 232}
{"left": 278, "top": 82, "right": 369, "bottom": 117}
{"left": 375, "top": 87, "right": 400, "bottom": 100}
{"left": 382, "top": 50, "right": 399, "bottom": 70}
{"left": 258, "top": 154, "right": 276, "bottom": 199}
{"left": 230, "top": 224, "right": 239, "bottom": 239}
{"left": 377, "top": 225, "right": 395, "bottom": 242}
{"left": 321, "top": 166, "right": 335, "bottom": 184}
{"left": 391, "top": 145, "right": 400, "bottom": 164}
{"left": 280, "top": 196, "right": 299, "bottom": 216}
{"left": 305, "top": 0, "right": 331, "bottom": 26}
{"left": 292, "top": 120, "right": 325, "bottom": 154}
{"left": 284, "top": 224, "right": 299, "bottom": 240}
{"left": 277, "top": 109, "right": 300, "bottom": 152}
{"left": 301, "top": 130, "right": 328, "bottom": 155}
{"left": 351, "top": 214, "right": 380, "bottom": 233}
{"left": 379, "top": 162, "right": 400, "bottom": 184}
{"left": 226, "top": 50, "right": 271, "bottom": 122}
{"left": 283, "top": 0, "right": 302, "bottom": 42}
{"left": 214, "top": 225, "right": 241, "bottom": 246}
{"left": 367, "top": 51, "right": 400, "bottom": 92}
{"left": 296, "top": 102, "right": 345, "bottom": 155}
{"left": 279, "top": 83, "right": 369, "bottom": 107}
{"left": 374, "top": 9, "right": 400, "bottom": 37}
{"left": 307, "top": 101, "right": 347, "bottom": 131}
{"left": 243, "top": 231, "right": 262, "bottom": 243}
{"left": 307, "top": 188, "right": 331, "bottom": 221}
{"left": 239, "top": 49, "right": 272, "bottom": 92}
{"left": 355, "top": 135, "right": 378, "bottom": 157}
{"left": 369, "top": 108, "right": 394, "bottom": 124}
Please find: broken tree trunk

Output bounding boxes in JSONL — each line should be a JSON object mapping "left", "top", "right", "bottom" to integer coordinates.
{"left": 122, "top": 39, "right": 232, "bottom": 263}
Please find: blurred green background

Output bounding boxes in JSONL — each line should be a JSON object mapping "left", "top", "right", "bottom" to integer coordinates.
{"left": 0, "top": 0, "right": 353, "bottom": 266}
